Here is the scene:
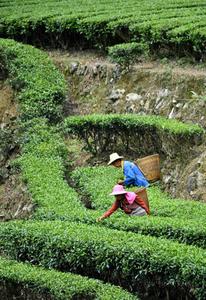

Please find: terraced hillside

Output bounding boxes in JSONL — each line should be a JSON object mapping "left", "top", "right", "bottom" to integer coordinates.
{"left": 0, "top": 0, "right": 206, "bottom": 297}
{"left": 0, "top": 38, "right": 206, "bottom": 300}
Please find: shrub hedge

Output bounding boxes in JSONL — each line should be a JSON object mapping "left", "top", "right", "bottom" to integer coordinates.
{"left": 0, "top": 221, "right": 205, "bottom": 299}
{"left": 2, "top": 37, "right": 206, "bottom": 299}
{"left": 0, "top": 38, "right": 139, "bottom": 299}
{"left": 64, "top": 114, "right": 204, "bottom": 155}
{"left": 0, "top": 38, "right": 66, "bottom": 122}
{"left": 108, "top": 42, "right": 149, "bottom": 68}
{"left": 15, "top": 120, "right": 206, "bottom": 249}
{"left": 0, "top": 256, "right": 137, "bottom": 299}
{"left": 70, "top": 166, "right": 206, "bottom": 248}
{"left": 1, "top": 0, "right": 206, "bottom": 59}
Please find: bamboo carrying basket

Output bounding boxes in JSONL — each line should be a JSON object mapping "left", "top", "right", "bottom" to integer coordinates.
{"left": 135, "top": 187, "right": 149, "bottom": 211}
{"left": 136, "top": 153, "right": 160, "bottom": 182}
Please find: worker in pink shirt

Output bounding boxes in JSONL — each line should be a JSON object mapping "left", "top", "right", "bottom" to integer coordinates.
{"left": 97, "top": 184, "right": 149, "bottom": 222}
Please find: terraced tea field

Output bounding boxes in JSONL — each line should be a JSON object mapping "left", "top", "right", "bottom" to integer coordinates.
{"left": 0, "top": 2, "right": 206, "bottom": 298}
{"left": 1, "top": 0, "right": 206, "bottom": 58}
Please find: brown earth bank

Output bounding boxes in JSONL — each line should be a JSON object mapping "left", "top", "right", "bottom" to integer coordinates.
{"left": 0, "top": 174, "right": 34, "bottom": 222}
{"left": 50, "top": 51, "right": 206, "bottom": 202}
{"left": 0, "top": 81, "right": 18, "bottom": 185}
{"left": 0, "top": 81, "right": 33, "bottom": 221}
{"left": 0, "top": 82, "right": 17, "bottom": 124}
{"left": 49, "top": 50, "right": 206, "bottom": 128}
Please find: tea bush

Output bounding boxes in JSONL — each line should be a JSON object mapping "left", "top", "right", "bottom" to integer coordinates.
{"left": 71, "top": 166, "right": 206, "bottom": 221}
{"left": 108, "top": 42, "right": 149, "bottom": 69}
{"left": 1, "top": 0, "right": 206, "bottom": 59}
{"left": 64, "top": 114, "right": 204, "bottom": 155}
{"left": 0, "top": 221, "right": 205, "bottom": 299}
{"left": 0, "top": 257, "right": 137, "bottom": 299}
{"left": 0, "top": 38, "right": 66, "bottom": 122}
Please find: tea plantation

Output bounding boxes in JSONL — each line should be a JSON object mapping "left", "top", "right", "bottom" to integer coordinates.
{"left": 1, "top": 0, "right": 206, "bottom": 59}
{"left": 0, "top": 1, "right": 206, "bottom": 298}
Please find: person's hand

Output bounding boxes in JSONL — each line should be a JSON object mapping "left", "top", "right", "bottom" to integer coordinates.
{"left": 117, "top": 179, "right": 124, "bottom": 185}
{"left": 96, "top": 216, "right": 104, "bottom": 222}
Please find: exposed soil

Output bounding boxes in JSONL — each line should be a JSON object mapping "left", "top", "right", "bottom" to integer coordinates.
{"left": 0, "top": 81, "right": 33, "bottom": 221}
{"left": 49, "top": 49, "right": 206, "bottom": 72}
{"left": 0, "top": 82, "right": 18, "bottom": 124}
{"left": 0, "top": 174, "right": 34, "bottom": 221}
{"left": 49, "top": 50, "right": 206, "bottom": 128}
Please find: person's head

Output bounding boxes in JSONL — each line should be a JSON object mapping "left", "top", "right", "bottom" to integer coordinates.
{"left": 112, "top": 159, "right": 122, "bottom": 168}
{"left": 108, "top": 153, "right": 123, "bottom": 168}
{"left": 110, "top": 184, "right": 127, "bottom": 201}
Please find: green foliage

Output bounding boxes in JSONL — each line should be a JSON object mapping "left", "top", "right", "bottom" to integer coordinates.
{"left": 108, "top": 42, "right": 149, "bottom": 69}
{"left": 64, "top": 114, "right": 204, "bottom": 154}
{"left": 19, "top": 131, "right": 206, "bottom": 249}
{"left": 0, "top": 38, "right": 66, "bottom": 122}
{"left": 64, "top": 114, "right": 204, "bottom": 136}
{"left": 1, "top": 0, "right": 206, "bottom": 58}
{"left": 11, "top": 106, "right": 205, "bottom": 250}
{"left": 148, "top": 185, "right": 206, "bottom": 220}
{"left": 72, "top": 166, "right": 122, "bottom": 210}
{"left": 20, "top": 118, "right": 68, "bottom": 161}
{"left": 0, "top": 257, "right": 137, "bottom": 300}
{"left": 0, "top": 221, "right": 205, "bottom": 299}
{"left": 18, "top": 118, "right": 85, "bottom": 218}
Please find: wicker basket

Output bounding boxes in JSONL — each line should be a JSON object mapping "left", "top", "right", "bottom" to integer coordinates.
{"left": 136, "top": 153, "right": 160, "bottom": 182}
{"left": 135, "top": 187, "right": 149, "bottom": 211}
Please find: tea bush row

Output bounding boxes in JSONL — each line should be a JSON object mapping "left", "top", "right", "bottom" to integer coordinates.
{"left": 0, "top": 38, "right": 66, "bottom": 122}
{"left": 1, "top": 38, "right": 205, "bottom": 298}
{"left": 0, "top": 256, "right": 137, "bottom": 299}
{"left": 18, "top": 125, "right": 206, "bottom": 249}
{"left": 1, "top": 0, "right": 206, "bottom": 58}
{"left": 70, "top": 166, "right": 206, "bottom": 248}
{"left": 64, "top": 114, "right": 204, "bottom": 155}
{"left": 0, "top": 39, "right": 139, "bottom": 299}
{"left": 0, "top": 220, "right": 205, "bottom": 299}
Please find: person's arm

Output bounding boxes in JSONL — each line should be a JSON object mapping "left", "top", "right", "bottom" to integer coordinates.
{"left": 96, "top": 200, "right": 119, "bottom": 222}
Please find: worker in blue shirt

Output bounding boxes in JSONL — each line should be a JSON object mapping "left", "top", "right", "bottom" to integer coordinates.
{"left": 108, "top": 152, "right": 149, "bottom": 188}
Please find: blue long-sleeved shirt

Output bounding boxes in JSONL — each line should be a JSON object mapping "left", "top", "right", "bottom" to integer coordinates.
{"left": 123, "top": 160, "right": 149, "bottom": 187}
